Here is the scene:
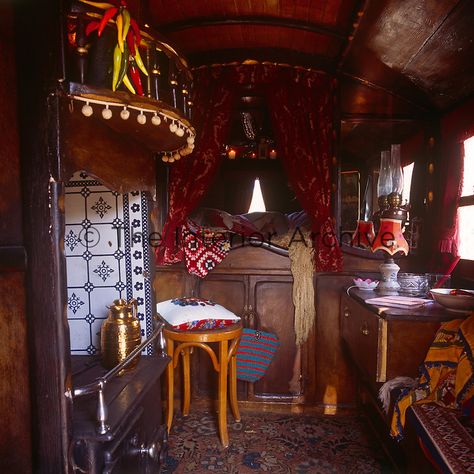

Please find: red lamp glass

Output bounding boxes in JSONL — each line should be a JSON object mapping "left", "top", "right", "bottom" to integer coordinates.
{"left": 372, "top": 218, "right": 409, "bottom": 256}
{"left": 372, "top": 218, "right": 409, "bottom": 293}
{"left": 351, "top": 220, "right": 376, "bottom": 249}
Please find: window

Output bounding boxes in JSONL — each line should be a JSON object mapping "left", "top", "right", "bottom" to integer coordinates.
{"left": 458, "top": 136, "right": 474, "bottom": 260}
{"left": 248, "top": 178, "right": 266, "bottom": 213}
{"left": 402, "top": 162, "right": 414, "bottom": 205}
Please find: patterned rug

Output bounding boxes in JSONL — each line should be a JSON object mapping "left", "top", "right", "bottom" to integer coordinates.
{"left": 162, "top": 410, "right": 393, "bottom": 473}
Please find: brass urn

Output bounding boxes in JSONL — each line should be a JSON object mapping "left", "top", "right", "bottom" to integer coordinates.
{"left": 100, "top": 298, "right": 141, "bottom": 372}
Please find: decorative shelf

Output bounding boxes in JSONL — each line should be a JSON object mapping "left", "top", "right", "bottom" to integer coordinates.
{"left": 67, "top": 82, "right": 195, "bottom": 156}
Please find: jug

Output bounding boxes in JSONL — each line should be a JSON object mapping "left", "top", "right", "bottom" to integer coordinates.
{"left": 100, "top": 298, "right": 141, "bottom": 371}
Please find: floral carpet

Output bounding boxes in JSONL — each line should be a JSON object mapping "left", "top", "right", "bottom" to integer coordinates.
{"left": 162, "top": 410, "right": 393, "bottom": 473}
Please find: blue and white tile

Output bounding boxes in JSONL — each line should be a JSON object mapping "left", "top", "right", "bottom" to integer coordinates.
{"left": 88, "top": 255, "right": 119, "bottom": 288}
{"left": 65, "top": 193, "right": 87, "bottom": 225}
{"left": 89, "top": 287, "right": 119, "bottom": 320}
{"left": 64, "top": 225, "right": 85, "bottom": 256}
{"left": 88, "top": 223, "right": 125, "bottom": 255}
{"left": 87, "top": 192, "right": 117, "bottom": 223}
{"left": 65, "top": 256, "right": 89, "bottom": 288}
{"left": 67, "top": 288, "right": 89, "bottom": 320}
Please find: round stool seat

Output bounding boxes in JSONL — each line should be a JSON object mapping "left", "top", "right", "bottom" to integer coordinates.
{"left": 162, "top": 320, "right": 242, "bottom": 448}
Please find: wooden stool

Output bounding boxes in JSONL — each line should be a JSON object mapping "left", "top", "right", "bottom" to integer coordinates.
{"left": 163, "top": 322, "right": 242, "bottom": 448}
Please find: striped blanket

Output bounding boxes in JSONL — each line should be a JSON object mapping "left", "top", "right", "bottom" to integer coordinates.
{"left": 391, "top": 313, "right": 474, "bottom": 440}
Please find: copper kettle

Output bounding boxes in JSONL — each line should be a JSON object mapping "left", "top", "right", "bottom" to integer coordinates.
{"left": 100, "top": 298, "right": 142, "bottom": 372}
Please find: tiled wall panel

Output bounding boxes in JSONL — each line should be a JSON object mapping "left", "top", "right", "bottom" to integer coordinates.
{"left": 65, "top": 172, "right": 153, "bottom": 355}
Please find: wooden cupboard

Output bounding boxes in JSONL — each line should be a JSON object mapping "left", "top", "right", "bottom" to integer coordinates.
{"left": 156, "top": 245, "right": 305, "bottom": 404}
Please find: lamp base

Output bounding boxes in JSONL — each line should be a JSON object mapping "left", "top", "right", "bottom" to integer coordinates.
{"left": 376, "top": 258, "right": 400, "bottom": 295}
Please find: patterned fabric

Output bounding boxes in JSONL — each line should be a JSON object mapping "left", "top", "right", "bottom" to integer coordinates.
{"left": 408, "top": 403, "right": 474, "bottom": 474}
{"left": 391, "top": 313, "right": 474, "bottom": 440}
{"left": 182, "top": 222, "right": 231, "bottom": 278}
{"left": 236, "top": 328, "right": 279, "bottom": 382}
{"left": 156, "top": 297, "right": 240, "bottom": 331}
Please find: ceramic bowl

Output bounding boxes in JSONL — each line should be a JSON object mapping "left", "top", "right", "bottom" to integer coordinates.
{"left": 430, "top": 288, "right": 474, "bottom": 314}
{"left": 353, "top": 278, "right": 379, "bottom": 290}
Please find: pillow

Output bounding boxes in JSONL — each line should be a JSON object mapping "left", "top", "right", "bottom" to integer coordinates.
{"left": 156, "top": 297, "right": 240, "bottom": 330}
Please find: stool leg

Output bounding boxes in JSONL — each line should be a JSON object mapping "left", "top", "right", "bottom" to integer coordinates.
{"left": 182, "top": 347, "right": 191, "bottom": 416}
{"left": 229, "top": 354, "right": 241, "bottom": 422}
{"left": 217, "top": 340, "right": 229, "bottom": 448}
{"left": 166, "top": 338, "right": 174, "bottom": 432}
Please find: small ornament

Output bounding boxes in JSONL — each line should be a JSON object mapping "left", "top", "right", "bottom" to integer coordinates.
{"left": 169, "top": 122, "right": 178, "bottom": 133}
{"left": 151, "top": 114, "right": 161, "bottom": 126}
{"left": 137, "top": 112, "right": 147, "bottom": 124}
{"left": 168, "top": 155, "right": 175, "bottom": 163}
{"left": 102, "top": 106, "right": 112, "bottom": 120}
{"left": 82, "top": 103, "right": 93, "bottom": 117}
{"left": 120, "top": 107, "right": 130, "bottom": 120}
{"left": 175, "top": 127, "right": 185, "bottom": 137}
{"left": 162, "top": 154, "right": 169, "bottom": 162}
{"left": 173, "top": 153, "right": 181, "bottom": 161}
{"left": 187, "top": 135, "right": 195, "bottom": 145}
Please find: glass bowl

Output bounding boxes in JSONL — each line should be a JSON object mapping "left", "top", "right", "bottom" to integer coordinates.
{"left": 353, "top": 278, "right": 379, "bottom": 290}
{"left": 397, "top": 273, "right": 429, "bottom": 296}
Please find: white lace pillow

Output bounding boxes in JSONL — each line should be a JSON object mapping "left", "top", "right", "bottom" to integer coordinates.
{"left": 156, "top": 297, "right": 240, "bottom": 330}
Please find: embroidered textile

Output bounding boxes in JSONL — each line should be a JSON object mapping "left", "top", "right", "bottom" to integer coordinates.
{"left": 391, "top": 313, "right": 474, "bottom": 440}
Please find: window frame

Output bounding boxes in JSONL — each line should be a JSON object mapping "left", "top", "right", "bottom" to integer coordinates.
{"left": 456, "top": 137, "right": 474, "bottom": 266}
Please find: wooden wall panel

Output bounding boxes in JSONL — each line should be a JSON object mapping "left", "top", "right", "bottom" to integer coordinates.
{"left": 0, "top": 273, "right": 31, "bottom": 473}
{"left": 0, "top": 6, "right": 32, "bottom": 473}
{"left": 0, "top": 7, "right": 22, "bottom": 246}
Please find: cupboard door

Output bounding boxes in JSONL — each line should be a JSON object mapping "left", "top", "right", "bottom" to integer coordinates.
{"left": 250, "top": 276, "right": 300, "bottom": 400}
{"left": 340, "top": 294, "right": 380, "bottom": 382}
{"left": 195, "top": 275, "right": 247, "bottom": 397}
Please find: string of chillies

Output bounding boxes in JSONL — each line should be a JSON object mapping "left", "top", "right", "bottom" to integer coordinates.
{"left": 80, "top": 0, "right": 149, "bottom": 95}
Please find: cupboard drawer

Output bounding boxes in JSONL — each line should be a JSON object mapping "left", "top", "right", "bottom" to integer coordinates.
{"left": 341, "top": 293, "right": 444, "bottom": 385}
{"left": 341, "top": 294, "right": 387, "bottom": 383}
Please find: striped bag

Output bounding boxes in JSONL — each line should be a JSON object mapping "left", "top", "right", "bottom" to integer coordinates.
{"left": 236, "top": 328, "right": 280, "bottom": 382}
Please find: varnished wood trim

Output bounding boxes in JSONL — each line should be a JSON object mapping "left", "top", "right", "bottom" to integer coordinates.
{"left": 161, "top": 16, "right": 346, "bottom": 40}
{"left": 459, "top": 195, "right": 474, "bottom": 206}
{"left": 376, "top": 318, "right": 388, "bottom": 383}
{"left": 189, "top": 49, "right": 337, "bottom": 72}
{"left": 337, "top": 0, "right": 371, "bottom": 70}
{"left": 342, "top": 113, "right": 421, "bottom": 123}
{"left": 340, "top": 72, "right": 432, "bottom": 112}
{"left": 0, "top": 246, "right": 27, "bottom": 272}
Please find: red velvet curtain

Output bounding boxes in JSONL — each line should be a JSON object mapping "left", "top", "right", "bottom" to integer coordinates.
{"left": 156, "top": 67, "right": 236, "bottom": 264}
{"left": 264, "top": 68, "right": 342, "bottom": 271}
{"left": 157, "top": 64, "right": 342, "bottom": 272}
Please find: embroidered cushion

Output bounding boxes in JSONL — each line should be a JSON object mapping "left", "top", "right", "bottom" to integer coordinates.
{"left": 156, "top": 297, "right": 240, "bottom": 330}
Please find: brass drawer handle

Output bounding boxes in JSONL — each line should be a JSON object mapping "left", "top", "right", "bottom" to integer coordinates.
{"left": 360, "top": 324, "right": 369, "bottom": 336}
{"left": 343, "top": 307, "right": 350, "bottom": 318}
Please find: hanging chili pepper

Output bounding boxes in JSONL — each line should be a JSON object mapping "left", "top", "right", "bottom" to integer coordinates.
{"left": 129, "top": 60, "right": 144, "bottom": 96}
{"left": 130, "top": 18, "right": 141, "bottom": 45}
{"left": 122, "top": 73, "right": 136, "bottom": 94}
{"left": 116, "top": 42, "right": 129, "bottom": 90}
{"left": 126, "top": 29, "right": 136, "bottom": 56}
{"left": 116, "top": 12, "right": 124, "bottom": 52}
{"left": 79, "top": 0, "right": 115, "bottom": 10}
{"left": 112, "top": 44, "right": 122, "bottom": 91}
{"left": 97, "top": 6, "right": 118, "bottom": 37}
{"left": 121, "top": 8, "right": 131, "bottom": 42}
{"left": 85, "top": 20, "right": 100, "bottom": 36}
{"left": 134, "top": 45, "right": 148, "bottom": 76}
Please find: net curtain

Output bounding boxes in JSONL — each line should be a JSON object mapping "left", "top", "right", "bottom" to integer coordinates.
{"left": 156, "top": 64, "right": 343, "bottom": 272}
